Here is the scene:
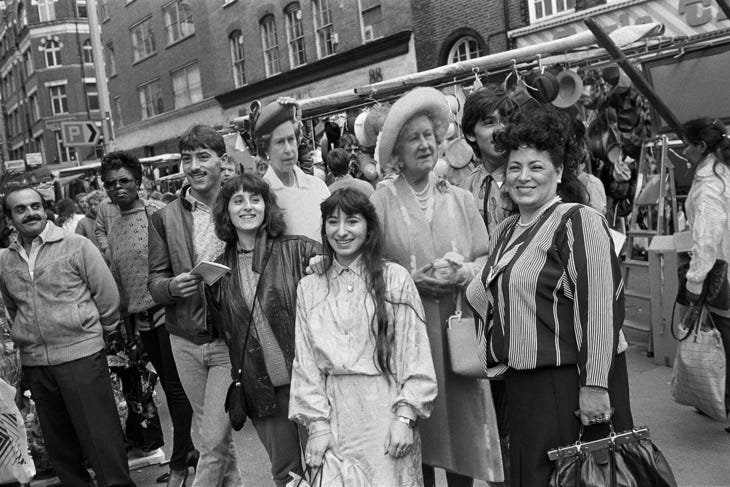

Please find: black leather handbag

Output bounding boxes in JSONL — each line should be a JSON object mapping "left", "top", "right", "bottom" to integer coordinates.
{"left": 548, "top": 424, "right": 678, "bottom": 487}
{"left": 676, "top": 259, "right": 729, "bottom": 310}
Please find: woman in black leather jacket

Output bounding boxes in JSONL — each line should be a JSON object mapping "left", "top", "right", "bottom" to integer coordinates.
{"left": 206, "top": 173, "right": 320, "bottom": 487}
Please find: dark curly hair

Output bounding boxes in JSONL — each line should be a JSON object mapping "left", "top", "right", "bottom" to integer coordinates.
{"left": 100, "top": 150, "right": 143, "bottom": 185}
{"left": 494, "top": 107, "right": 587, "bottom": 204}
{"left": 461, "top": 84, "right": 518, "bottom": 159}
{"left": 213, "top": 173, "right": 286, "bottom": 246}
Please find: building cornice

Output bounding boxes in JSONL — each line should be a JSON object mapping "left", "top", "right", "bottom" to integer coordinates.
{"left": 215, "top": 30, "right": 412, "bottom": 109}
{"left": 116, "top": 97, "right": 220, "bottom": 136}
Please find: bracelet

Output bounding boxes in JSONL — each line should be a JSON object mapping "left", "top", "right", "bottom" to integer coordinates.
{"left": 394, "top": 415, "right": 416, "bottom": 429}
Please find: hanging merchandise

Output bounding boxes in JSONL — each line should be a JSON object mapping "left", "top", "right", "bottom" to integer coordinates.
{"left": 552, "top": 69, "right": 584, "bottom": 108}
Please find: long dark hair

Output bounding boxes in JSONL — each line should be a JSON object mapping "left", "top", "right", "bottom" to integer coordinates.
{"left": 494, "top": 107, "right": 588, "bottom": 204}
{"left": 682, "top": 118, "right": 730, "bottom": 187}
{"left": 213, "top": 173, "right": 286, "bottom": 246}
{"left": 320, "top": 189, "right": 395, "bottom": 376}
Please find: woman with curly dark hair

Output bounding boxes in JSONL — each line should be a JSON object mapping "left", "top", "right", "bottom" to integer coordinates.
{"left": 465, "top": 107, "right": 633, "bottom": 486}
{"left": 205, "top": 173, "right": 321, "bottom": 487}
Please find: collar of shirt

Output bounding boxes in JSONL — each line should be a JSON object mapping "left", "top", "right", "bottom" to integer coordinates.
{"left": 185, "top": 191, "right": 213, "bottom": 213}
{"left": 476, "top": 164, "right": 506, "bottom": 187}
{"left": 9, "top": 221, "right": 60, "bottom": 253}
{"left": 264, "top": 165, "right": 315, "bottom": 190}
{"left": 329, "top": 254, "right": 367, "bottom": 280}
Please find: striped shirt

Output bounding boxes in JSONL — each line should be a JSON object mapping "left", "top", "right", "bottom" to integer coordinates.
{"left": 475, "top": 203, "right": 624, "bottom": 389}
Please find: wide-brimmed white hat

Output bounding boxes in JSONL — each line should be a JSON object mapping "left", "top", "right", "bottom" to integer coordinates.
{"left": 377, "top": 87, "right": 451, "bottom": 166}
{"left": 551, "top": 69, "right": 584, "bottom": 108}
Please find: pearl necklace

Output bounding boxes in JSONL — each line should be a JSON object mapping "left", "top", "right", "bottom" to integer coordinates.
{"left": 516, "top": 196, "right": 562, "bottom": 227}
{"left": 406, "top": 178, "right": 434, "bottom": 212}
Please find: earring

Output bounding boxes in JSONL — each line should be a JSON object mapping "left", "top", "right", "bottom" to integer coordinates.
{"left": 557, "top": 179, "right": 562, "bottom": 183}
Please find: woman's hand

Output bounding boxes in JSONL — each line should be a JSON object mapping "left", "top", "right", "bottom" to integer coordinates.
{"left": 305, "top": 432, "right": 341, "bottom": 468}
{"left": 577, "top": 386, "right": 612, "bottom": 426}
{"left": 384, "top": 420, "right": 414, "bottom": 458}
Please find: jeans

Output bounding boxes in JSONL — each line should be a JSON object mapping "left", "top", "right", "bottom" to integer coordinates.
{"left": 170, "top": 335, "right": 241, "bottom": 487}
{"left": 23, "top": 351, "right": 135, "bottom": 487}
{"left": 139, "top": 326, "right": 195, "bottom": 471}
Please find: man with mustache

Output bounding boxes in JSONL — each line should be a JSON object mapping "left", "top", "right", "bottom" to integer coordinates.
{"left": 148, "top": 125, "right": 242, "bottom": 487}
{"left": 0, "top": 186, "right": 135, "bottom": 487}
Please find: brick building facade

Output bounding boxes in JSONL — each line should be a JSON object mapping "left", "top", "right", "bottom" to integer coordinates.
{"left": 1, "top": 0, "right": 102, "bottom": 171}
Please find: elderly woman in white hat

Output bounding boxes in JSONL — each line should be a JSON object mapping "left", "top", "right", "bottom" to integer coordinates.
{"left": 253, "top": 98, "right": 330, "bottom": 242}
{"left": 370, "top": 87, "right": 503, "bottom": 487}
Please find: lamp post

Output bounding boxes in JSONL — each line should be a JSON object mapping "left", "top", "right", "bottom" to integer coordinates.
{"left": 86, "top": 0, "right": 114, "bottom": 153}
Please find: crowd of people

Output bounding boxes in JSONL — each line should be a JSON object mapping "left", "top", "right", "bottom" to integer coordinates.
{"left": 0, "top": 82, "right": 728, "bottom": 487}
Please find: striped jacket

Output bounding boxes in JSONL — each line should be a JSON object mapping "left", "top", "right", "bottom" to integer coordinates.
{"left": 470, "top": 203, "right": 624, "bottom": 389}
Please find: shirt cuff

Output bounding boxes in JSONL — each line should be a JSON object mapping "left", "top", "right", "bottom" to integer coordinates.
{"left": 308, "top": 420, "right": 331, "bottom": 436}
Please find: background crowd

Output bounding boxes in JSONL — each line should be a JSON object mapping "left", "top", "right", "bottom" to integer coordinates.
{"left": 0, "top": 81, "right": 728, "bottom": 487}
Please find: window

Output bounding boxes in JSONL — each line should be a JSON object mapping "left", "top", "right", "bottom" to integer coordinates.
{"left": 43, "top": 40, "right": 61, "bottom": 67}
{"left": 229, "top": 30, "right": 245, "bottom": 87}
{"left": 86, "top": 83, "right": 99, "bottom": 110}
{"left": 138, "top": 79, "right": 163, "bottom": 119}
{"left": 82, "top": 40, "right": 93, "bottom": 64}
{"left": 360, "top": 0, "right": 383, "bottom": 42}
{"left": 29, "top": 94, "right": 39, "bottom": 121}
{"left": 105, "top": 42, "right": 116, "bottom": 76}
{"left": 113, "top": 96, "right": 123, "bottom": 127}
{"left": 23, "top": 50, "right": 34, "bottom": 76}
{"left": 99, "top": 0, "right": 109, "bottom": 20}
{"left": 285, "top": 4, "right": 306, "bottom": 68}
{"left": 171, "top": 63, "right": 202, "bottom": 109}
{"left": 18, "top": 3, "right": 27, "bottom": 28}
{"left": 130, "top": 17, "right": 156, "bottom": 62}
{"left": 529, "top": 0, "right": 576, "bottom": 22}
{"left": 260, "top": 15, "right": 280, "bottom": 77}
{"left": 49, "top": 85, "right": 68, "bottom": 115}
{"left": 37, "top": 0, "right": 56, "bottom": 22}
{"left": 447, "top": 36, "right": 483, "bottom": 63}
{"left": 163, "top": 0, "right": 195, "bottom": 45}
{"left": 313, "top": 0, "right": 335, "bottom": 58}
{"left": 55, "top": 130, "right": 76, "bottom": 163}
{"left": 76, "top": 0, "right": 88, "bottom": 18}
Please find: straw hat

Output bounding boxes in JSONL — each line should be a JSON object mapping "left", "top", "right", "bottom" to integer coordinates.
{"left": 377, "top": 87, "right": 451, "bottom": 166}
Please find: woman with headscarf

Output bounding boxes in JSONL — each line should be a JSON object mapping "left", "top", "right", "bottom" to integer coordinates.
{"left": 370, "top": 87, "right": 503, "bottom": 487}
{"left": 253, "top": 98, "right": 330, "bottom": 242}
{"left": 466, "top": 107, "right": 632, "bottom": 486}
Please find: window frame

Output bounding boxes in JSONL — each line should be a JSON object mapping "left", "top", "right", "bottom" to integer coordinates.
{"left": 170, "top": 62, "right": 202, "bottom": 109}
{"left": 163, "top": 0, "right": 195, "bottom": 46}
{"left": 285, "top": 3, "right": 307, "bottom": 68}
{"left": 528, "top": 0, "right": 576, "bottom": 23}
{"left": 49, "top": 84, "right": 69, "bottom": 115}
{"left": 105, "top": 42, "right": 116, "bottom": 77}
{"left": 43, "top": 39, "right": 61, "bottom": 68}
{"left": 37, "top": 0, "right": 56, "bottom": 22}
{"left": 55, "top": 130, "right": 76, "bottom": 163}
{"left": 138, "top": 79, "right": 163, "bottom": 120}
{"left": 447, "top": 36, "right": 483, "bottom": 64}
{"left": 29, "top": 93, "right": 39, "bottom": 121}
{"left": 359, "top": 0, "right": 383, "bottom": 43}
{"left": 130, "top": 16, "right": 156, "bottom": 63}
{"left": 228, "top": 30, "right": 246, "bottom": 88}
{"left": 313, "top": 0, "right": 335, "bottom": 59}
{"left": 260, "top": 15, "right": 281, "bottom": 78}
{"left": 85, "top": 83, "right": 99, "bottom": 111}
{"left": 82, "top": 39, "right": 93, "bottom": 64}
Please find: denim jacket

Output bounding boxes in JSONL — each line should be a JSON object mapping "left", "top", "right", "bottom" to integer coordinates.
{"left": 0, "top": 223, "right": 120, "bottom": 366}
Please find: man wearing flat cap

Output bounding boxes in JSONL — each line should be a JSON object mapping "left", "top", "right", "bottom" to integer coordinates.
{"left": 254, "top": 98, "right": 329, "bottom": 242}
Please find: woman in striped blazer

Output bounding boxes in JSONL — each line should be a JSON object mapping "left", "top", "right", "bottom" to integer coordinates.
{"left": 466, "top": 107, "right": 633, "bottom": 487}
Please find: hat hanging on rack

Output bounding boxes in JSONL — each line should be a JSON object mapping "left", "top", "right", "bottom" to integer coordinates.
{"left": 552, "top": 69, "right": 584, "bottom": 108}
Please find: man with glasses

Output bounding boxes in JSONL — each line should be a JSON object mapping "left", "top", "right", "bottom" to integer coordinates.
{"left": 459, "top": 85, "right": 518, "bottom": 237}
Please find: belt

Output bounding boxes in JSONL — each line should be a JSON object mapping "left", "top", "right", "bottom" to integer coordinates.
{"left": 134, "top": 305, "right": 163, "bottom": 322}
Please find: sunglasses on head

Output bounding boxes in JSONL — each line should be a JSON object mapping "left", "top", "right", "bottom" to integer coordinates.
{"left": 103, "top": 177, "right": 135, "bottom": 190}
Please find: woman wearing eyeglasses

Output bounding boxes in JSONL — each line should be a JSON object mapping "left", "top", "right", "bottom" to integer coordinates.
{"left": 101, "top": 151, "right": 197, "bottom": 487}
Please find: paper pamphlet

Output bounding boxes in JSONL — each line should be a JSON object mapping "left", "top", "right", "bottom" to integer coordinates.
{"left": 190, "top": 261, "right": 230, "bottom": 285}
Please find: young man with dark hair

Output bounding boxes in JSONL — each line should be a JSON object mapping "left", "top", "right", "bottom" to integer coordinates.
{"left": 0, "top": 185, "right": 135, "bottom": 487}
{"left": 147, "top": 125, "right": 241, "bottom": 487}
{"left": 326, "top": 148, "right": 374, "bottom": 196}
{"left": 459, "top": 85, "right": 518, "bottom": 237}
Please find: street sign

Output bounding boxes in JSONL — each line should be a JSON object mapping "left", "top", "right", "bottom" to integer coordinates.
{"left": 3, "top": 159, "right": 25, "bottom": 172}
{"left": 61, "top": 121, "right": 101, "bottom": 146}
{"left": 25, "top": 152, "right": 43, "bottom": 168}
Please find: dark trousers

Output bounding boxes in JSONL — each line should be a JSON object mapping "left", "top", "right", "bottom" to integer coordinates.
{"left": 250, "top": 385, "right": 303, "bottom": 487}
{"left": 139, "top": 325, "right": 195, "bottom": 471}
{"left": 710, "top": 312, "right": 730, "bottom": 411}
{"left": 422, "top": 465, "right": 474, "bottom": 487}
{"left": 23, "top": 350, "right": 136, "bottom": 487}
{"left": 504, "top": 353, "right": 633, "bottom": 487}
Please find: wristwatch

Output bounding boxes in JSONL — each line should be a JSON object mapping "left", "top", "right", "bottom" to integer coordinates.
{"left": 395, "top": 415, "right": 416, "bottom": 429}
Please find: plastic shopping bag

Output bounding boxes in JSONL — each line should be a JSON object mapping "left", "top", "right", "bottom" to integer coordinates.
{"left": 0, "top": 379, "right": 36, "bottom": 484}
